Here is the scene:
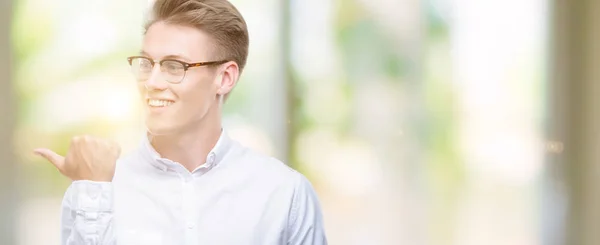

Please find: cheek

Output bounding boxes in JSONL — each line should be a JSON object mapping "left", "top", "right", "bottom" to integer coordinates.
{"left": 176, "top": 77, "right": 218, "bottom": 110}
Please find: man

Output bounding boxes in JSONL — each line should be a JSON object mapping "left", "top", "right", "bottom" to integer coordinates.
{"left": 34, "top": 0, "right": 327, "bottom": 244}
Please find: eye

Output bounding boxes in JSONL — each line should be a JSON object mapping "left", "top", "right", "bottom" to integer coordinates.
{"left": 138, "top": 59, "right": 153, "bottom": 71}
{"left": 163, "top": 61, "right": 185, "bottom": 74}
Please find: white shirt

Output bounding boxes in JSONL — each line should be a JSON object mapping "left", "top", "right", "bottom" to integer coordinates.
{"left": 59, "top": 131, "right": 327, "bottom": 245}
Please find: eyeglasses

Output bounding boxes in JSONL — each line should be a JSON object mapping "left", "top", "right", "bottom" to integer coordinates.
{"left": 127, "top": 56, "right": 228, "bottom": 84}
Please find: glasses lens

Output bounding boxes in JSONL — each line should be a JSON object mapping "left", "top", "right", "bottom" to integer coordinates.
{"left": 130, "top": 57, "right": 153, "bottom": 81}
{"left": 161, "top": 60, "right": 186, "bottom": 83}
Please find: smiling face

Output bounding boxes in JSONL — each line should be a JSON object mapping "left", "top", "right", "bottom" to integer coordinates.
{"left": 139, "top": 21, "right": 225, "bottom": 136}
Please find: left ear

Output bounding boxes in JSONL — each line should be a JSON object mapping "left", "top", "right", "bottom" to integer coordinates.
{"left": 215, "top": 61, "right": 239, "bottom": 96}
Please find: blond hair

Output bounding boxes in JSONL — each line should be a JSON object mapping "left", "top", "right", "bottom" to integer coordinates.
{"left": 146, "top": 0, "right": 249, "bottom": 73}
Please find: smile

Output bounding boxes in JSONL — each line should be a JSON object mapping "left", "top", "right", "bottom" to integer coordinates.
{"left": 148, "top": 99, "right": 174, "bottom": 107}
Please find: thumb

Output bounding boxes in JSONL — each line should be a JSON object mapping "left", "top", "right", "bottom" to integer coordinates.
{"left": 34, "top": 148, "right": 66, "bottom": 170}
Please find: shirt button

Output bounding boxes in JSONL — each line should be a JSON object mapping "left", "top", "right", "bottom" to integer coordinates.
{"left": 187, "top": 222, "right": 195, "bottom": 229}
{"left": 208, "top": 153, "right": 216, "bottom": 164}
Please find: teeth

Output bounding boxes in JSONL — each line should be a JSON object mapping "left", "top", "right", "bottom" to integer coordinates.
{"left": 148, "top": 99, "right": 173, "bottom": 107}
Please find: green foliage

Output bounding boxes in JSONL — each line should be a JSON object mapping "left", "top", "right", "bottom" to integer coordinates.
{"left": 11, "top": 0, "right": 55, "bottom": 65}
{"left": 337, "top": 18, "right": 408, "bottom": 83}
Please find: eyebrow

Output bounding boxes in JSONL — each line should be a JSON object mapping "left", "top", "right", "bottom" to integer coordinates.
{"left": 139, "top": 50, "right": 192, "bottom": 62}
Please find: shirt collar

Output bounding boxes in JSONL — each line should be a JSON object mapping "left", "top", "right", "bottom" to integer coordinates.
{"left": 140, "top": 129, "right": 233, "bottom": 172}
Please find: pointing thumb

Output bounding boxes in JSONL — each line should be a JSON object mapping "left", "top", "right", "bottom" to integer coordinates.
{"left": 34, "top": 148, "right": 66, "bottom": 170}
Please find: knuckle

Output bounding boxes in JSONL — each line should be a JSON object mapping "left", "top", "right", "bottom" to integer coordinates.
{"left": 111, "top": 145, "right": 121, "bottom": 154}
{"left": 71, "top": 136, "right": 81, "bottom": 143}
{"left": 82, "top": 135, "right": 92, "bottom": 142}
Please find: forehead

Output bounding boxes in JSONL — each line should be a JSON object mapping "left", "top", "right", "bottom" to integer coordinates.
{"left": 142, "top": 21, "right": 214, "bottom": 61}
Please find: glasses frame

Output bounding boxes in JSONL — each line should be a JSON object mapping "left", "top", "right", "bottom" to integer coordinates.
{"left": 126, "top": 56, "right": 229, "bottom": 83}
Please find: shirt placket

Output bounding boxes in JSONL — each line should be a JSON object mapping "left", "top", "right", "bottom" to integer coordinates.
{"left": 181, "top": 175, "right": 197, "bottom": 245}
{"left": 176, "top": 153, "right": 216, "bottom": 245}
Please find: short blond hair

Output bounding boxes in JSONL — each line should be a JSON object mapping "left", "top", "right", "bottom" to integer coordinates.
{"left": 145, "top": 0, "right": 249, "bottom": 73}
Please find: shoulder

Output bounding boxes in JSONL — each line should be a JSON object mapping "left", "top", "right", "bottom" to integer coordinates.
{"left": 116, "top": 150, "right": 140, "bottom": 165}
{"left": 225, "top": 143, "right": 312, "bottom": 190}
{"left": 115, "top": 151, "right": 139, "bottom": 170}
{"left": 226, "top": 144, "right": 322, "bottom": 210}
{"left": 236, "top": 146, "right": 297, "bottom": 175}
{"left": 113, "top": 149, "right": 148, "bottom": 181}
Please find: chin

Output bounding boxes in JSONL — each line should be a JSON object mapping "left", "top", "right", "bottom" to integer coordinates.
{"left": 145, "top": 119, "right": 180, "bottom": 136}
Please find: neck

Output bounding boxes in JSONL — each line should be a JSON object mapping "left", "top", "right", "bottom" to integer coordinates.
{"left": 150, "top": 110, "right": 222, "bottom": 172}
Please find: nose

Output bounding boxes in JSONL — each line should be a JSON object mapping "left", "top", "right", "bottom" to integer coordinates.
{"left": 144, "top": 65, "right": 168, "bottom": 91}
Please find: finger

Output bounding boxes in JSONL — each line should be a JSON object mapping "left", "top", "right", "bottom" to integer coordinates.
{"left": 33, "top": 148, "right": 66, "bottom": 170}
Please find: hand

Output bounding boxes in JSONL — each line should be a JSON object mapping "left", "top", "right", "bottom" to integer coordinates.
{"left": 34, "top": 135, "right": 121, "bottom": 182}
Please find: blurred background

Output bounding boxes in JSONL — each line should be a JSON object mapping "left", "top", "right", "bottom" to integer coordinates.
{"left": 1, "top": 0, "right": 599, "bottom": 244}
